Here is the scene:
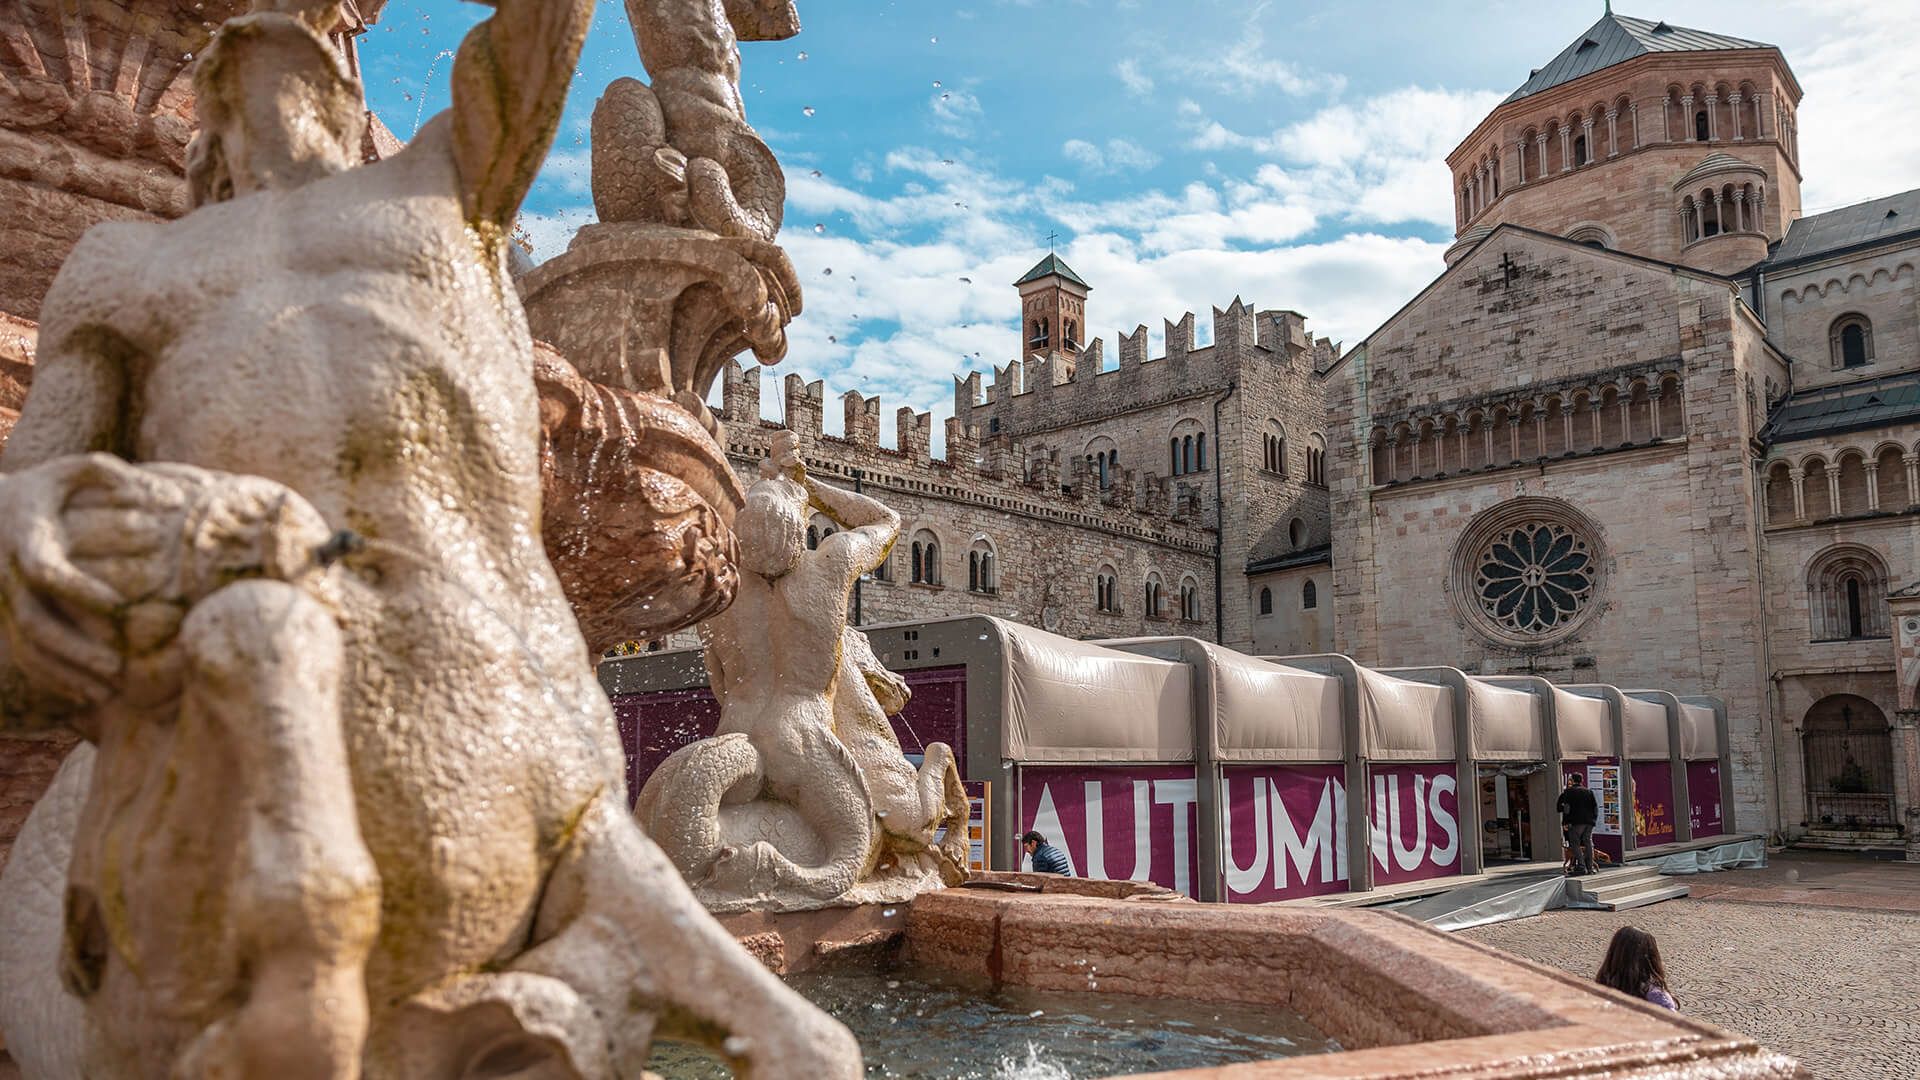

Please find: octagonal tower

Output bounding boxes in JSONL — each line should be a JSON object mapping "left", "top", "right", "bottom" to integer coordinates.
{"left": 1445, "top": 11, "right": 1802, "bottom": 276}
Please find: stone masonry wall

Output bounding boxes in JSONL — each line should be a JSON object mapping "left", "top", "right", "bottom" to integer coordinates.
{"left": 1329, "top": 231, "right": 1777, "bottom": 831}
{"left": 1449, "top": 53, "right": 1803, "bottom": 267}
{"left": 715, "top": 362, "right": 1218, "bottom": 643}
{"left": 1765, "top": 244, "right": 1920, "bottom": 392}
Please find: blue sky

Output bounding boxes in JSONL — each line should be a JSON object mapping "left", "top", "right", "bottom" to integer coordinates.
{"left": 359, "top": 1, "right": 1918, "bottom": 448}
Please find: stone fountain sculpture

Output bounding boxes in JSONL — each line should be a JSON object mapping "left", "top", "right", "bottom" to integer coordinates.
{"left": 636, "top": 433, "right": 971, "bottom": 913}
{"left": 520, "top": 0, "right": 806, "bottom": 656}
{"left": 0, "top": 1, "right": 861, "bottom": 1077}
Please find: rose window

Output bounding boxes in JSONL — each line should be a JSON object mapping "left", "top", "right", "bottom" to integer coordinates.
{"left": 1473, "top": 522, "right": 1596, "bottom": 636}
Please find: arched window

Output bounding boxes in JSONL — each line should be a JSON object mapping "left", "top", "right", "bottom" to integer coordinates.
{"left": 1306, "top": 433, "right": 1327, "bottom": 486}
{"left": 1065, "top": 319, "right": 1079, "bottom": 348}
{"left": 1808, "top": 546, "right": 1889, "bottom": 641}
{"left": 1030, "top": 318, "right": 1049, "bottom": 348}
{"left": 1182, "top": 434, "right": 1193, "bottom": 475}
{"left": 1096, "top": 567, "right": 1119, "bottom": 613}
{"left": 969, "top": 539, "right": 997, "bottom": 594}
{"left": 1288, "top": 518, "right": 1304, "bottom": 548}
{"left": 1196, "top": 433, "right": 1207, "bottom": 471}
{"left": 1573, "top": 134, "right": 1588, "bottom": 166}
{"left": 1084, "top": 437, "right": 1118, "bottom": 491}
{"left": 1695, "top": 110, "right": 1710, "bottom": 142}
{"left": 1169, "top": 437, "right": 1180, "bottom": 476}
{"left": 1302, "top": 579, "right": 1318, "bottom": 610}
{"left": 1178, "top": 578, "right": 1199, "bottom": 622}
{"left": 1830, "top": 315, "right": 1874, "bottom": 370}
{"left": 911, "top": 530, "right": 941, "bottom": 586}
{"left": 1145, "top": 572, "right": 1163, "bottom": 618}
{"left": 1263, "top": 420, "right": 1287, "bottom": 474}
{"left": 1258, "top": 587, "right": 1273, "bottom": 616}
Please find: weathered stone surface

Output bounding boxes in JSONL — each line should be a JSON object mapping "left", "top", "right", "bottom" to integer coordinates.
{"left": 636, "top": 433, "right": 969, "bottom": 913}
{"left": 0, "top": 2, "right": 860, "bottom": 1077}
{"left": 906, "top": 889, "right": 1807, "bottom": 1078}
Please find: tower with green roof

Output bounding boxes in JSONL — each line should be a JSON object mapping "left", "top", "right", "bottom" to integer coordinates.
{"left": 1014, "top": 253, "right": 1091, "bottom": 371}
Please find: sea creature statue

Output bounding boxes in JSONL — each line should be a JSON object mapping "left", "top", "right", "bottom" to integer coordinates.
{"left": 637, "top": 433, "right": 970, "bottom": 913}
{"left": 592, "top": 0, "right": 798, "bottom": 241}
{"left": 0, "top": 1, "right": 858, "bottom": 1077}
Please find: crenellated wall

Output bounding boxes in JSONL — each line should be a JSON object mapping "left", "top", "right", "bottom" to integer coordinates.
{"left": 694, "top": 360, "right": 1218, "bottom": 647}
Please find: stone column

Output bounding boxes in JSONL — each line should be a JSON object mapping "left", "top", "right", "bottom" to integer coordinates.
{"left": 1617, "top": 390, "right": 1631, "bottom": 444}
{"left": 1483, "top": 421, "right": 1495, "bottom": 464}
{"left": 1562, "top": 406, "right": 1575, "bottom": 450}
{"left": 1705, "top": 94, "right": 1720, "bottom": 140}
{"left": 1661, "top": 95, "right": 1673, "bottom": 142}
{"left": 1649, "top": 387, "right": 1663, "bottom": 439}
{"left": 1385, "top": 435, "right": 1400, "bottom": 483}
{"left": 1791, "top": 466, "right": 1806, "bottom": 520}
{"left": 1828, "top": 466, "right": 1842, "bottom": 514}
{"left": 1680, "top": 94, "right": 1694, "bottom": 140}
{"left": 1589, "top": 400, "right": 1603, "bottom": 448}
{"left": 1679, "top": 204, "right": 1695, "bottom": 244}
{"left": 1580, "top": 118, "right": 1595, "bottom": 164}
{"left": 1866, "top": 462, "right": 1882, "bottom": 511}
{"left": 1410, "top": 429, "right": 1421, "bottom": 477}
{"left": 1710, "top": 190, "right": 1723, "bottom": 235}
{"left": 1729, "top": 92, "right": 1744, "bottom": 140}
{"left": 1508, "top": 415, "right": 1521, "bottom": 462}
{"left": 1904, "top": 453, "right": 1918, "bottom": 506}
{"left": 1532, "top": 407, "right": 1546, "bottom": 456}
{"left": 1733, "top": 189, "right": 1747, "bottom": 233}
{"left": 1560, "top": 127, "right": 1573, "bottom": 172}
{"left": 1536, "top": 132, "right": 1549, "bottom": 179}
{"left": 1754, "top": 187, "right": 1768, "bottom": 236}
{"left": 1606, "top": 109, "right": 1620, "bottom": 157}
{"left": 1757, "top": 91, "right": 1773, "bottom": 138}
{"left": 1629, "top": 102, "right": 1640, "bottom": 148}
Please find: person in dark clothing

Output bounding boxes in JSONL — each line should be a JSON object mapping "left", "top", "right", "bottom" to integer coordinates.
{"left": 1596, "top": 926, "right": 1679, "bottom": 1010}
{"left": 1020, "top": 831, "right": 1072, "bottom": 875}
{"left": 1556, "top": 773, "right": 1600, "bottom": 875}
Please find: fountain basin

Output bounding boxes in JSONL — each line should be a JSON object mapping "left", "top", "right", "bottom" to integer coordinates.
{"left": 891, "top": 879, "right": 1802, "bottom": 1078}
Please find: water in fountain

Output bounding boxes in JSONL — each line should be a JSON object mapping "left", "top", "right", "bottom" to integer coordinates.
{"left": 646, "top": 959, "right": 1339, "bottom": 1078}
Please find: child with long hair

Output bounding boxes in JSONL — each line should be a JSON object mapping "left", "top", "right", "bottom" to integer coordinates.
{"left": 1595, "top": 926, "right": 1678, "bottom": 1010}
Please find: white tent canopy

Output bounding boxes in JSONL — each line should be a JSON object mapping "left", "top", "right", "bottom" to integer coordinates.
{"left": 1554, "top": 687, "right": 1615, "bottom": 759}
{"left": 1680, "top": 703, "right": 1720, "bottom": 759}
{"left": 1353, "top": 667, "right": 1455, "bottom": 761}
{"left": 997, "top": 621, "right": 1194, "bottom": 762}
{"left": 1467, "top": 678, "right": 1548, "bottom": 760}
{"left": 1206, "top": 645, "right": 1344, "bottom": 762}
{"left": 1622, "top": 695, "right": 1671, "bottom": 760}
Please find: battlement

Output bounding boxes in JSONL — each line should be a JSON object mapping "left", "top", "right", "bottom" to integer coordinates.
{"left": 716, "top": 359, "right": 1215, "bottom": 549}
{"left": 952, "top": 296, "right": 1342, "bottom": 429}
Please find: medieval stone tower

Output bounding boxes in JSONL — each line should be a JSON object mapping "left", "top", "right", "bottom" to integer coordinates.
{"left": 1444, "top": 11, "right": 1804, "bottom": 276}
{"left": 1015, "top": 254, "right": 1091, "bottom": 372}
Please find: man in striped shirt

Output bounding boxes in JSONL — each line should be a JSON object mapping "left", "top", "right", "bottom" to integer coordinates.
{"left": 1021, "top": 831, "right": 1073, "bottom": 875}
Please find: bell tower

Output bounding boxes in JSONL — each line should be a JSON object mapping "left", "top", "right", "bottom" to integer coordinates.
{"left": 1013, "top": 253, "right": 1091, "bottom": 364}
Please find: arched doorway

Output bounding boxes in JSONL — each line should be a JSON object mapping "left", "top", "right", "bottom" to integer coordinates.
{"left": 1802, "top": 695, "right": 1895, "bottom": 826}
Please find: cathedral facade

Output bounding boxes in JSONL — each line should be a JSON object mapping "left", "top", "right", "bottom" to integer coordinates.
{"left": 1330, "top": 11, "right": 1919, "bottom": 851}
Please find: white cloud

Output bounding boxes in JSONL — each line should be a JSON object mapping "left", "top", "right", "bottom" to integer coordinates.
{"left": 1062, "top": 137, "right": 1161, "bottom": 175}
{"left": 1789, "top": 0, "right": 1920, "bottom": 212}
{"left": 1189, "top": 6, "right": 1346, "bottom": 99}
{"left": 1116, "top": 58, "right": 1154, "bottom": 97}
{"left": 929, "top": 88, "right": 985, "bottom": 139}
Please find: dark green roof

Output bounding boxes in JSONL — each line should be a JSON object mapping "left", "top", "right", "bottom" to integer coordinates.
{"left": 1014, "top": 254, "right": 1091, "bottom": 290}
{"left": 1769, "top": 370, "right": 1920, "bottom": 444}
{"left": 1759, "top": 188, "right": 1920, "bottom": 271}
{"left": 1505, "top": 13, "right": 1771, "bottom": 105}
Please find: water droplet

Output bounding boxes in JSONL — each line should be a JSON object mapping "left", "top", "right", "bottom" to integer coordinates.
{"left": 932, "top": 80, "right": 943, "bottom": 88}
{"left": 930, "top": 36, "right": 939, "bottom": 44}
{"left": 882, "top": 907, "right": 897, "bottom": 917}
{"left": 814, "top": 223, "right": 826, "bottom": 234}
{"left": 803, "top": 106, "right": 817, "bottom": 117}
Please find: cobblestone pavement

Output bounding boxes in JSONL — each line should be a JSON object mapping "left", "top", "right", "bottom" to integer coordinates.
{"left": 1464, "top": 898, "right": 1920, "bottom": 1080}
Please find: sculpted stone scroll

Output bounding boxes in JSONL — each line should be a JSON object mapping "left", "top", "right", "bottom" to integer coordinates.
{"left": 636, "top": 433, "right": 970, "bottom": 913}
{"left": 0, "top": 2, "right": 859, "bottom": 1077}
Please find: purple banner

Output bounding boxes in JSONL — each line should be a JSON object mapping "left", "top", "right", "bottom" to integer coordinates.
{"left": 1221, "top": 765, "right": 1348, "bottom": 903}
{"left": 1019, "top": 766, "right": 1202, "bottom": 897}
{"left": 1366, "top": 763, "right": 1463, "bottom": 886}
{"left": 1687, "top": 760, "right": 1724, "bottom": 837}
{"left": 1632, "top": 761, "right": 1676, "bottom": 847}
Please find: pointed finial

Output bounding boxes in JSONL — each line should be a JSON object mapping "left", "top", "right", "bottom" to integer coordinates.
{"left": 1047, "top": 229, "right": 1059, "bottom": 253}
{"left": 1604, "top": 0, "right": 1612, "bottom": 12}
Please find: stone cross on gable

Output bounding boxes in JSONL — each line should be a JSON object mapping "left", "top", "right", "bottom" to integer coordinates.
{"left": 1500, "top": 253, "right": 1520, "bottom": 288}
